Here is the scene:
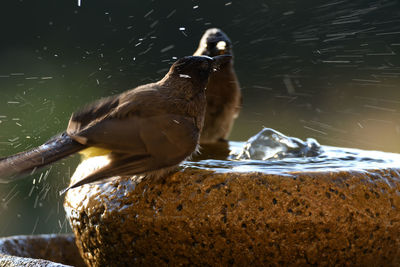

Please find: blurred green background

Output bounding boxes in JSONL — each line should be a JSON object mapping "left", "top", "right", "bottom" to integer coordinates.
{"left": 0, "top": 0, "right": 399, "bottom": 236}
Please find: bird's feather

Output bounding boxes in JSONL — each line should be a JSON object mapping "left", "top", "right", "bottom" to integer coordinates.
{"left": 0, "top": 133, "right": 85, "bottom": 182}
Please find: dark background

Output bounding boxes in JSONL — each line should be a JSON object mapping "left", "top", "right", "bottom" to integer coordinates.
{"left": 0, "top": 0, "right": 399, "bottom": 236}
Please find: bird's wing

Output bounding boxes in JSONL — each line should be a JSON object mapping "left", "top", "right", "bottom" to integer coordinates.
{"left": 68, "top": 112, "right": 148, "bottom": 154}
{"left": 67, "top": 95, "right": 120, "bottom": 134}
{"left": 65, "top": 114, "right": 199, "bottom": 190}
{"left": 66, "top": 87, "right": 166, "bottom": 153}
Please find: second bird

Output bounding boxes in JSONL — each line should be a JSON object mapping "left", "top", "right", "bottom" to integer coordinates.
{"left": 194, "top": 28, "right": 242, "bottom": 144}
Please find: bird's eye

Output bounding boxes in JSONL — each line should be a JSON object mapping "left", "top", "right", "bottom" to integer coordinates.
{"left": 199, "top": 62, "right": 210, "bottom": 71}
{"left": 207, "top": 42, "right": 217, "bottom": 49}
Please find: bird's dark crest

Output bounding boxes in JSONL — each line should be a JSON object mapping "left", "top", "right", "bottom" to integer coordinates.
{"left": 203, "top": 28, "right": 232, "bottom": 46}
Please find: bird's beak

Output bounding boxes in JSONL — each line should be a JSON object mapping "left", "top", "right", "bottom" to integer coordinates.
{"left": 211, "top": 55, "right": 232, "bottom": 72}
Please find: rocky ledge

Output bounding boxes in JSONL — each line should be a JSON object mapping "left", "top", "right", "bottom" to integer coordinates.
{"left": 0, "top": 234, "right": 85, "bottom": 266}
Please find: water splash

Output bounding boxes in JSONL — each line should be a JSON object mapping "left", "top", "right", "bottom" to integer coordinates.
{"left": 187, "top": 128, "right": 400, "bottom": 175}
{"left": 234, "top": 128, "right": 321, "bottom": 160}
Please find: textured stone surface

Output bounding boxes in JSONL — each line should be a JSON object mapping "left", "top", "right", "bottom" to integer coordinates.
{"left": 0, "top": 254, "right": 70, "bottom": 267}
{"left": 0, "top": 234, "right": 85, "bottom": 267}
{"left": 65, "top": 167, "right": 400, "bottom": 266}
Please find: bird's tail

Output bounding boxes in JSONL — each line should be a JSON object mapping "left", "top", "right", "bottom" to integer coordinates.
{"left": 0, "top": 132, "right": 85, "bottom": 182}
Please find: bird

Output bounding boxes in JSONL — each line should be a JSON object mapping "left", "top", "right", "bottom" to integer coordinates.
{"left": 193, "top": 28, "right": 241, "bottom": 144}
{"left": 0, "top": 55, "right": 232, "bottom": 190}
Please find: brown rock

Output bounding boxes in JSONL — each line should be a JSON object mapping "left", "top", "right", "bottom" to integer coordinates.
{"left": 64, "top": 165, "right": 400, "bottom": 266}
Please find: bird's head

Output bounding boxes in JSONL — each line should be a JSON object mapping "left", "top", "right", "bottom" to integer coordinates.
{"left": 169, "top": 55, "right": 232, "bottom": 87}
{"left": 194, "top": 28, "right": 233, "bottom": 57}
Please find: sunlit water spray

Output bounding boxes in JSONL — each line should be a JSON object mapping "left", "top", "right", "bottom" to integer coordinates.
{"left": 235, "top": 128, "right": 321, "bottom": 160}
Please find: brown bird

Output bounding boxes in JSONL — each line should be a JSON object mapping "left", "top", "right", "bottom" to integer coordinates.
{"left": 193, "top": 28, "right": 241, "bottom": 144}
{"left": 0, "top": 55, "right": 231, "bottom": 190}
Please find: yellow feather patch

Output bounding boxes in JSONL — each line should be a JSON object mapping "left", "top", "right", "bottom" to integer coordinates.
{"left": 79, "top": 147, "right": 112, "bottom": 159}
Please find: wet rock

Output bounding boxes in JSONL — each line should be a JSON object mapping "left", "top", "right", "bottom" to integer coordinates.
{"left": 0, "top": 234, "right": 85, "bottom": 267}
{"left": 64, "top": 165, "right": 400, "bottom": 266}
